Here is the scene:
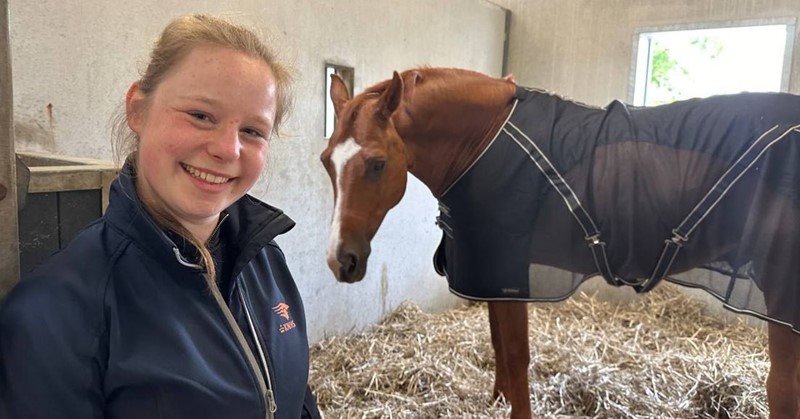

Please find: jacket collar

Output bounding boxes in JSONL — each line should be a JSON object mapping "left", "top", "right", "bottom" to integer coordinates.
{"left": 104, "top": 161, "right": 295, "bottom": 276}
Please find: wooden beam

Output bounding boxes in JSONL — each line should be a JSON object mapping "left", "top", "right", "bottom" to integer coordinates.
{"left": 27, "top": 165, "right": 117, "bottom": 193}
{"left": 16, "top": 151, "right": 117, "bottom": 212}
{"left": 0, "top": 0, "right": 19, "bottom": 297}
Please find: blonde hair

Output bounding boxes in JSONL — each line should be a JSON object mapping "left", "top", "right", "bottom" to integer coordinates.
{"left": 112, "top": 14, "right": 294, "bottom": 287}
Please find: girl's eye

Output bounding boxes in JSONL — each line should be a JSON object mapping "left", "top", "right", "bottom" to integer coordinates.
{"left": 242, "top": 128, "right": 266, "bottom": 140}
{"left": 189, "top": 112, "right": 211, "bottom": 122}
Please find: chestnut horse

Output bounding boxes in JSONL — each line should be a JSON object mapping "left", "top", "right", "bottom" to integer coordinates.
{"left": 319, "top": 67, "right": 800, "bottom": 418}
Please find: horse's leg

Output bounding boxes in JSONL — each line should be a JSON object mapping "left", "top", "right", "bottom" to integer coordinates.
{"left": 488, "top": 302, "right": 509, "bottom": 400}
{"left": 487, "top": 301, "right": 531, "bottom": 419}
{"left": 767, "top": 322, "right": 800, "bottom": 419}
{"left": 754, "top": 194, "right": 800, "bottom": 418}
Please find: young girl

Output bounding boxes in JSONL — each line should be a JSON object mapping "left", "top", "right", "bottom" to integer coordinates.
{"left": 1, "top": 14, "right": 321, "bottom": 419}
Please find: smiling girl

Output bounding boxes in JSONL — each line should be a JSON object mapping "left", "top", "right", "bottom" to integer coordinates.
{"left": 0, "top": 14, "right": 321, "bottom": 419}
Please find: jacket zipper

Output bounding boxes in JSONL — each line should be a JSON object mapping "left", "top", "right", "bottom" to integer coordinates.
{"left": 207, "top": 279, "right": 275, "bottom": 419}
{"left": 237, "top": 286, "right": 278, "bottom": 416}
{"left": 155, "top": 204, "right": 283, "bottom": 417}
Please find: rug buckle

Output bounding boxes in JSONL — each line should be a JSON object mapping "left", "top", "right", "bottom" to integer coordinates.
{"left": 670, "top": 229, "right": 688, "bottom": 245}
{"left": 585, "top": 233, "right": 602, "bottom": 246}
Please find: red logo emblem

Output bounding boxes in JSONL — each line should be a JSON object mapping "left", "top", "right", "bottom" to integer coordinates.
{"left": 273, "top": 302, "right": 296, "bottom": 334}
{"left": 273, "top": 303, "right": 291, "bottom": 320}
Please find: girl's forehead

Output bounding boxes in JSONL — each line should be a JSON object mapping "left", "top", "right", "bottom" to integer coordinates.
{"left": 162, "top": 46, "right": 269, "bottom": 84}
{"left": 153, "top": 46, "right": 277, "bottom": 119}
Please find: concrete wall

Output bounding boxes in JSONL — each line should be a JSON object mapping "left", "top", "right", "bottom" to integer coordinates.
{"left": 493, "top": 0, "right": 800, "bottom": 104}
{"left": 8, "top": 0, "right": 508, "bottom": 342}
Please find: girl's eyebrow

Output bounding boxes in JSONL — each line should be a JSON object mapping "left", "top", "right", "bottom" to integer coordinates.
{"left": 177, "top": 95, "right": 221, "bottom": 106}
{"left": 177, "top": 95, "right": 274, "bottom": 127}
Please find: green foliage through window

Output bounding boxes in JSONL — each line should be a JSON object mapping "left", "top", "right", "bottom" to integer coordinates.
{"left": 636, "top": 24, "right": 786, "bottom": 107}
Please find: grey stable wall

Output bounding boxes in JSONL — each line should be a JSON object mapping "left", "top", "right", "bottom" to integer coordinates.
{"left": 493, "top": 0, "right": 800, "bottom": 104}
{"left": 8, "top": 0, "right": 507, "bottom": 342}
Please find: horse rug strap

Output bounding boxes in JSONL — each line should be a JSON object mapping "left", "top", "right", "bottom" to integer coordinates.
{"left": 503, "top": 119, "right": 625, "bottom": 289}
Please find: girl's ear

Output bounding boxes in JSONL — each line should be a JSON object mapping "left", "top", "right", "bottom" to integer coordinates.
{"left": 125, "top": 81, "right": 145, "bottom": 133}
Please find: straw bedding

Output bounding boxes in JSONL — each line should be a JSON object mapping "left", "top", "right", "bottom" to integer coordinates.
{"left": 309, "top": 284, "right": 769, "bottom": 418}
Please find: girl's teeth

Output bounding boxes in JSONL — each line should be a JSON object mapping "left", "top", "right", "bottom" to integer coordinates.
{"left": 183, "top": 164, "right": 230, "bottom": 184}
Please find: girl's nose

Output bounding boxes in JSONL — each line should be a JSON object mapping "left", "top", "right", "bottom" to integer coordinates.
{"left": 208, "top": 124, "right": 242, "bottom": 161}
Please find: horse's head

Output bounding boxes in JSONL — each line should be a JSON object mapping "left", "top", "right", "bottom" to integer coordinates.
{"left": 320, "top": 71, "right": 411, "bottom": 283}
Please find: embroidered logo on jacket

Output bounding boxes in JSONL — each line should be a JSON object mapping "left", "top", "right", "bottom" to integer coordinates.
{"left": 273, "top": 303, "right": 296, "bottom": 333}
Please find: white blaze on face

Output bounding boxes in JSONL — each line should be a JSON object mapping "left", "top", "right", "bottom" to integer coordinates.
{"left": 326, "top": 138, "right": 363, "bottom": 266}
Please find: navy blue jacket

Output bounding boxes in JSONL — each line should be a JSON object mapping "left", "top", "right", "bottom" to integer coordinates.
{"left": 0, "top": 166, "right": 321, "bottom": 419}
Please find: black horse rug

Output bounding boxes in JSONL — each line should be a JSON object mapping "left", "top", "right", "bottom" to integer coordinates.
{"left": 434, "top": 86, "right": 800, "bottom": 332}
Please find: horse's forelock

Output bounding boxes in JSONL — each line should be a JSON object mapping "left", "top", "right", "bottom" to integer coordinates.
{"left": 332, "top": 92, "right": 387, "bottom": 144}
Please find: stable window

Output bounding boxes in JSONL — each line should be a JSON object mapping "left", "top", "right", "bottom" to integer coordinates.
{"left": 631, "top": 21, "right": 794, "bottom": 106}
{"left": 324, "top": 64, "right": 354, "bottom": 138}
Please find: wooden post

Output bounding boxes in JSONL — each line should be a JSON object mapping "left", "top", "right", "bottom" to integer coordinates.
{"left": 0, "top": 0, "right": 19, "bottom": 297}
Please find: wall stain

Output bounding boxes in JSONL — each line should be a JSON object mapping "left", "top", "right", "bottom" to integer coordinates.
{"left": 14, "top": 114, "right": 55, "bottom": 151}
{"left": 380, "top": 263, "right": 389, "bottom": 316}
{"left": 46, "top": 103, "right": 54, "bottom": 132}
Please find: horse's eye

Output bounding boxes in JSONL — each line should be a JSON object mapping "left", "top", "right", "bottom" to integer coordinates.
{"left": 365, "top": 159, "right": 386, "bottom": 178}
{"left": 371, "top": 160, "right": 386, "bottom": 173}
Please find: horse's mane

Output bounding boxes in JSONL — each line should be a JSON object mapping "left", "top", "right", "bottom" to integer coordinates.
{"left": 363, "top": 67, "right": 492, "bottom": 94}
{"left": 359, "top": 67, "right": 513, "bottom": 110}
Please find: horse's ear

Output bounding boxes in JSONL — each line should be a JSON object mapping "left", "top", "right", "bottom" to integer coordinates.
{"left": 377, "top": 71, "right": 404, "bottom": 120}
{"left": 330, "top": 74, "right": 350, "bottom": 118}
{"left": 403, "top": 71, "right": 422, "bottom": 102}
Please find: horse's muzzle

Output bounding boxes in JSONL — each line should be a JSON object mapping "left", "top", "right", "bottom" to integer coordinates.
{"left": 327, "top": 242, "right": 371, "bottom": 283}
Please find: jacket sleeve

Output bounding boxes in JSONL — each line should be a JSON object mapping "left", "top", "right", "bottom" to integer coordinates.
{"left": 0, "top": 277, "right": 105, "bottom": 419}
{"left": 301, "top": 384, "right": 322, "bottom": 419}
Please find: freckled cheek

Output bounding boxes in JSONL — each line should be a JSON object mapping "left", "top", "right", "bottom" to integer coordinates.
{"left": 240, "top": 147, "right": 268, "bottom": 184}
{"left": 136, "top": 146, "right": 162, "bottom": 182}
{"left": 152, "top": 119, "right": 197, "bottom": 155}
{"left": 251, "top": 143, "right": 269, "bottom": 167}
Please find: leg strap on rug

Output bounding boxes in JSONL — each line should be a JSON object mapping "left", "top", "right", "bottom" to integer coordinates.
{"left": 504, "top": 121, "right": 631, "bottom": 288}
{"left": 638, "top": 123, "right": 800, "bottom": 293}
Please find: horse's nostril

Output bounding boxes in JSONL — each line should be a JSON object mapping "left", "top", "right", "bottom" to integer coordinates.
{"left": 340, "top": 253, "right": 358, "bottom": 277}
{"left": 332, "top": 244, "right": 369, "bottom": 283}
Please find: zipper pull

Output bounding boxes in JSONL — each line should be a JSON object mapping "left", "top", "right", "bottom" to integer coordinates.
{"left": 265, "top": 389, "right": 277, "bottom": 413}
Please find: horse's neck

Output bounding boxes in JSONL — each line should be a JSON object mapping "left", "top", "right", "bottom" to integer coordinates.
{"left": 396, "top": 82, "right": 516, "bottom": 198}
